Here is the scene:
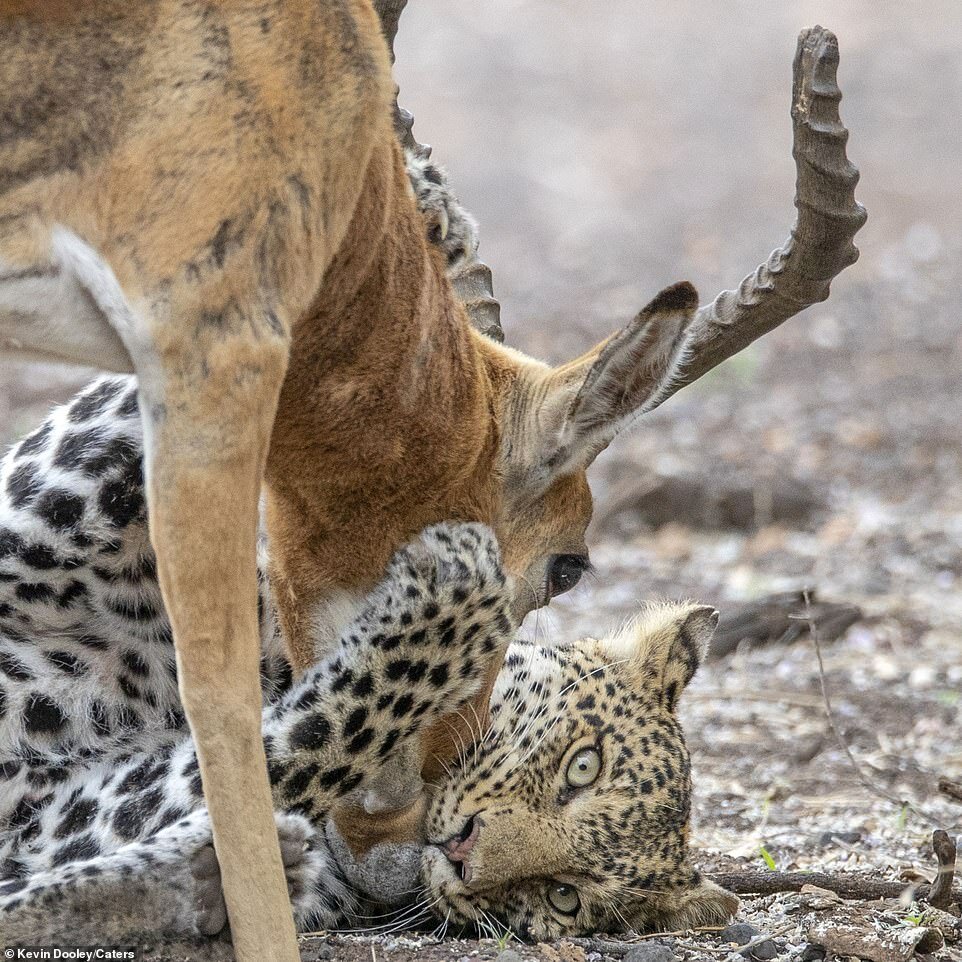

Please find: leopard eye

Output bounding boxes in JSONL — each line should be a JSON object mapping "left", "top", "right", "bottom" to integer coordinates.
{"left": 547, "top": 554, "right": 589, "bottom": 599}
{"left": 566, "top": 746, "right": 602, "bottom": 788}
{"left": 547, "top": 882, "right": 580, "bottom": 916}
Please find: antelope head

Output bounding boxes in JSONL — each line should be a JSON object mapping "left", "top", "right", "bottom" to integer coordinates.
{"left": 479, "top": 279, "right": 698, "bottom": 615}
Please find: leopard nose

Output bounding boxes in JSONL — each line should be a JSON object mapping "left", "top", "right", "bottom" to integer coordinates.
{"left": 441, "top": 814, "right": 482, "bottom": 881}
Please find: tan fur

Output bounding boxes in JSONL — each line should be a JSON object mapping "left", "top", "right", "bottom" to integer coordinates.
{"left": 0, "top": 2, "right": 698, "bottom": 955}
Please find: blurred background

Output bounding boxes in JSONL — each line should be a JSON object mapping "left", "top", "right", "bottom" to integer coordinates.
{"left": 1, "top": 0, "right": 959, "bottom": 878}
{"left": 384, "top": 0, "right": 962, "bottom": 628}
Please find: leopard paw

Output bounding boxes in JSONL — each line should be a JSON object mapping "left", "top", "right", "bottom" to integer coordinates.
{"left": 190, "top": 812, "right": 323, "bottom": 936}
{"left": 405, "top": 150, "right": 479, "bottom": 268}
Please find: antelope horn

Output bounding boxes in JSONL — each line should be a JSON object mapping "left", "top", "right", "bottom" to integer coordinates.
{"left": 654, "top": 25, "right": 867, "bottom": 405}
{"left": 372, "top": 0, "right": 505, "bottom": 342}
{"left": 372, "top": 0, "right": 428, "bottom": 158}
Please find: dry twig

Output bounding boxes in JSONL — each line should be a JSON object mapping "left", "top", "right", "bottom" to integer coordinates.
{"left": 676, "top": 922, "right": 795, "bottom": 957}
{"left": 712, "top": 831, "right": 962, "bottom": 906}
{"left": 799, "top": 591, "right": 938, "bottom": 827}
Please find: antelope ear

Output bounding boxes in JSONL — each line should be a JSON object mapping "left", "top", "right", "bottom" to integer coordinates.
{"left": 600, "top": 602, "right": 717, "bottom": 710}
{"left": 508, "top": 282, "right": 697, "bottom": 490}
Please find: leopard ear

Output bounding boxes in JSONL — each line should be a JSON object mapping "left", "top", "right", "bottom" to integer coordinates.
{"left": 600, "top": 602, "right": 717, "bottom": 710}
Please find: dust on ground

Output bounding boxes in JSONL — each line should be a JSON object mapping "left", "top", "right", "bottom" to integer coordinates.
{"left": 4, "top": 1, "right": 961, "bottom": 960}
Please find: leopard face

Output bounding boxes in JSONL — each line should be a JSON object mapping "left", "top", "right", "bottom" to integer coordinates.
{"left": 420, "top": 602, "right": 737, "bottom": 940}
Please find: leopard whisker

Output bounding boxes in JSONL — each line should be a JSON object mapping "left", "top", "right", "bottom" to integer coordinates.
{"left": 335, "top": 894, "right": 440, "bottom": 935}
{"left": 507, "top": 662, "right": 628, "bottom": 773}
{"left": 340, "top": 885, "right": 428, "bottom": 921}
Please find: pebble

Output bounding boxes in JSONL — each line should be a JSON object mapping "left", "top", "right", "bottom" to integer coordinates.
{"left": 624, "top": 943, "right": 678, "bottom": 962}
{"left": 300, "top": 947, "right": 334, "bottom": 962}
{"left": 749, "top": 940, "right": 777, "bottom": 961}
{"left": 496, "top": 951, "right": 524, "bottom": 962}
{"left": 718, "top": 922, "right": 777, "bottom": 960}
{"left": 720, "top": 922, "right": 759, "bottom": 945}
{"left": 799, "top": 945, "right": 826, "bottom": 962}
{"left": 818, "top": 829, "right": 862, "bottom": 845}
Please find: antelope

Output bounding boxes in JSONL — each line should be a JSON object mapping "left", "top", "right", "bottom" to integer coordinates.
{"left": 0, "top": 0, "right": 864, "bottom": 956}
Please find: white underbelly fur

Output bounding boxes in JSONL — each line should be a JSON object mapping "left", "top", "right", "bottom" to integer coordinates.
{"left": 0, "top": 227, "right": 136, "bottom": 373}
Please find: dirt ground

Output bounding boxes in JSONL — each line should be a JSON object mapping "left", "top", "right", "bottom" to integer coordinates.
{"left": 3, "top": 1, "right": 961, "bottom": 960}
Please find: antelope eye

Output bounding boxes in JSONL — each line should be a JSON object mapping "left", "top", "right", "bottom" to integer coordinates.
{"left": 566, "top": 746, "right": 602, "bottom": 788}
{"left": 547, "top": 554, "right": 589, "bottom": 598}
{"left": 547, "top": 882, "right": 580, "bottom": 916}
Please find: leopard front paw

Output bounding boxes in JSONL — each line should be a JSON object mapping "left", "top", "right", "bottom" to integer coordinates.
{"left": 402, "top": 522, "right": 507, "bottom": 596}
{"left": 405, "top": 151, "right": 479, "bottom": 269}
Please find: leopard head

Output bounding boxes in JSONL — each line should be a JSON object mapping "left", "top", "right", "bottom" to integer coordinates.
{"left": 421, "top": 601, "right": 737, "bottom": 939}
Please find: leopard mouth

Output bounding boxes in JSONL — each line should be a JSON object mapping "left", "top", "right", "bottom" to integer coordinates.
{"left": 422, "top": 847, "right": 485, "bottom": 927}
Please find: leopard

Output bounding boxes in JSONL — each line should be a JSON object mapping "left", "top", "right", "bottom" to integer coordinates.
{"left": 404, "top": 150, "right": 479, "bottom": 268}
{"left": 0, "top": 375, "right": 736, "bottom": 944}
{"left": 0, "top": 516, "right": 513, "bottom": 943}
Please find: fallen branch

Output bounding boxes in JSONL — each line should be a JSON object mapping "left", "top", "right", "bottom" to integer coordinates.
{"left": 710, "top": 589, "right": 861, "bottom": 659}
{"left": 713, "top": 831, "right": 961, "bottom": 907}
{"left": 709, "top": 869, "right": 960, "bottom": 904}
{"left": 597, "top": 473, "right": 824, "bottom": 537}
{"left": 928, "top": 829, "right": 958, "bottom": 910}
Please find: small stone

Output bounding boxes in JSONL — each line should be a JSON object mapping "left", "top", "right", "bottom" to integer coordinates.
{"left": 749, "top": 940, "right": 777, "bottom": 961}
{"left": 720, "top": 923, "right": 759, "bottom": 946}
{"left": 496, "top": 951, "right": 523, "bottom": 962}
{"left": 799, "top": 945, "right": 826, "bottom": 962}
{"left": 624, "top": 943, "right": 678, "bottom": 962}
{"left": 718, "top": 923, "right": 776, "bottom": 960}
{"left": 818, "top": 829, "right": 862, "bottom": 845}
